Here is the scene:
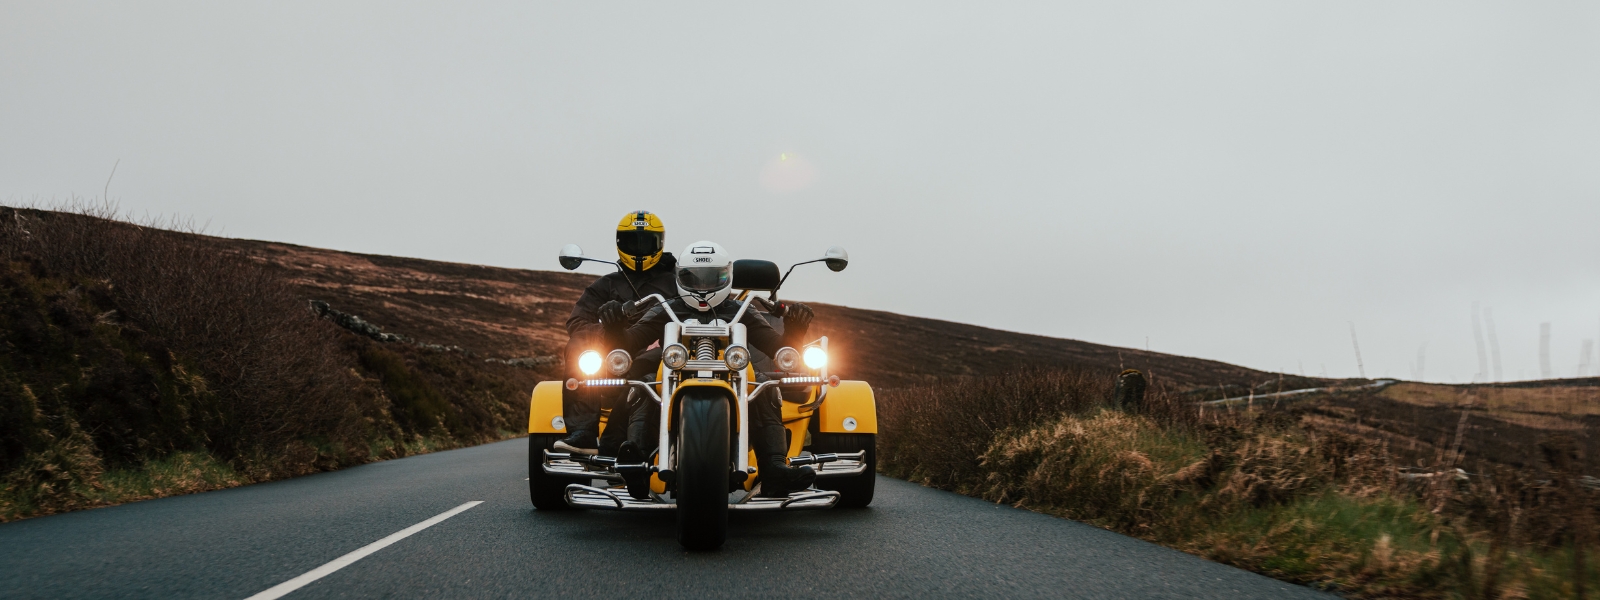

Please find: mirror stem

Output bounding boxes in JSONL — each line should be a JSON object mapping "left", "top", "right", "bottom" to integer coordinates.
{"left": 777, "top": 258, "right": 825, "bottom": 291}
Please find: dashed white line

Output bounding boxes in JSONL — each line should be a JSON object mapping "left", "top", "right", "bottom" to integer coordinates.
{"left": 243, "top": 501, "right": 483, "bottom": 600}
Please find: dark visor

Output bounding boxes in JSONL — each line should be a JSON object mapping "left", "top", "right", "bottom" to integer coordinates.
{"left": 677, "top": 266, "right": 729, "bottom": 293}
{"left": 616, "top": 230, "right": 663, "bottom": 257}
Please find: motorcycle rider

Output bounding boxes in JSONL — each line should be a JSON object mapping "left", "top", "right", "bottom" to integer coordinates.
{"left": 611, "top": 241, "right": 817, "bottom": 499}
{"left": 554, "top": 210, "right": 678, "bottom": 456}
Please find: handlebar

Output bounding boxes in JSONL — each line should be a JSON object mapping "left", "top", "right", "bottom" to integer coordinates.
{"left": 626, "top": 294, "right": 678, "bottom": 323}
{"left": 625, "top": 292, "right": 761, "bottom": 326}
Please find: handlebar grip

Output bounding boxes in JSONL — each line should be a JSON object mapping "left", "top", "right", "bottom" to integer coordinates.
{"left": 625, "top": 296, "right": 660, "bottom": 319}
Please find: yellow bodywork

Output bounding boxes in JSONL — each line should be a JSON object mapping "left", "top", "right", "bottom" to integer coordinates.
{"left": 816, "top": 380, "right": 877, "bottom": 434}
{"left": 527, "top": 381, "right": 620, "bottom": 435}
{"left": 528, "top": 381, "right": 566, "bottom": 434}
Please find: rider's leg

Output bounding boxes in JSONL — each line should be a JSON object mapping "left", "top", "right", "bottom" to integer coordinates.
{"left": 556, "top": 386, "right": 602, "bottom": 454}
{"left": 615, "top": 349, "right": 662, "bottom": 499}
{"left": 596, "top": 389, "right": 629, "bottom": 457}
{"left": 620, "top": 349, "right": 663, "bottom": 456}
{"left": 616, "top": 395, "right": 657, "bottom": 500}
{"left": 556, "top": 334, "right": 601, "bottom": 454}
{"left": 752, "top": 385, "right": 815, "bottom": 497}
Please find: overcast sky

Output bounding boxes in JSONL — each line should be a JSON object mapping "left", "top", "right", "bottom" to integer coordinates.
{"left": 4, "top": 2, "right": 1597, "bottom": 383}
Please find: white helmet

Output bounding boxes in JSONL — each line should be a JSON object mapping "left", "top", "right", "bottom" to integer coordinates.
{"left": 676, "top": 241, "right": 732, "bottom": 311}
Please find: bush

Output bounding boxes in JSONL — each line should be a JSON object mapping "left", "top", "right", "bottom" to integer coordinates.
{"left": 877, "top": 369, "right": 1600, "bottom": 598}
{"left": 1, "top": 205, "right": 369, "bottom": 465}
{"left": 1, "top": 205, "right": 405, "bottom": 519}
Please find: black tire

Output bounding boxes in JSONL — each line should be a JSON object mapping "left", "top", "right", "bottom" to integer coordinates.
{"left": 528, "top": 434, "right": 571, "bottom": 510}
{"left": 675, "top": 390, "right": 730, "bottom": 550}
{"left": 812, "top": 432, "right": 875, "bottom": 508}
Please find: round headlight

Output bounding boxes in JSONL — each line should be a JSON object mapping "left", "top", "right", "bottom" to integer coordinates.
{"left": 606, "top": 349, "right": 632, "bottom": 377}
{"left": 725, "top": 345, "right": 750, "bottom": 371}
{"left": 803, "top": 347, "right": 828, "bottom": 370}
{"left": 774, "top": 347, "right": 800, "bottom": 372}
{"left": 662, "top": 343, "right": 689, "bottom": 370}
{"left": 577, "top": 350, "right": 602, "bottom": 376}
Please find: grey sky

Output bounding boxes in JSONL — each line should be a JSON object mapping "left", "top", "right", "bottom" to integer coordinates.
{"left": 4, "top": 2, "right": 1597, "bottom": 383}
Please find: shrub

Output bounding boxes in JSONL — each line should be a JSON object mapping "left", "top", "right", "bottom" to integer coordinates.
{"left": 877, "top": 369, "right": 1600, "bottom": 598}
{"left": 1, "top": 205, "right": 368, "bottom": 466}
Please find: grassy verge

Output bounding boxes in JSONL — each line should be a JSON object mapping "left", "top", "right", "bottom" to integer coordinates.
{"left": 1, "top": 451, "right": 243, "bottom": 521}
{"left": 878, "top": 370, "right": 1599, "bottom": 599}
{"left": 0, "top": 430, "right": 526, "bottom": 522}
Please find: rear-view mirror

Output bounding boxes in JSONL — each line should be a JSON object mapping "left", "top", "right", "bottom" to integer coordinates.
{"left": 558, "top": 244, "right": 585, "bottom": 270}
{"left": 823, "top": 246, "right": 849, "bottom": 272}
{"left": 732, "top": 259, "right": 781, "bottom": 291}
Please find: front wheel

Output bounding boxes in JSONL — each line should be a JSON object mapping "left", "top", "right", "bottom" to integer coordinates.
{"left": 528, "top": 434, "right": 571, "bottom": 510}
{"left": 675, "top": 392, "right": 730, "bottom": 550}
{"left": 812, "top": 432, "right": 875, "bottom": 508}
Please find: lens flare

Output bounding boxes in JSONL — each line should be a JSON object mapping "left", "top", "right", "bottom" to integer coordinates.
{"left": 578, "top": 350, "right": 602, "bottom": 376}
{"left": 803, "top": 347, "right": 828, "bottom": 370}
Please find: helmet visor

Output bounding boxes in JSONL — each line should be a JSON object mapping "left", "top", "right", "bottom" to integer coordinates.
{"left": 677, "top": 265, "right": 730, "bottom": 293}
{"left": 616, "top": 230, "right": 663, "bottom": 258}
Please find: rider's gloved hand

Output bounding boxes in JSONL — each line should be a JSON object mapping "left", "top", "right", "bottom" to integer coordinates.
{"left": 782, "top": 302, "right": 813, "bottom": 336}
{"left": 598, "top": 300, "right": 627, "bottom": 336}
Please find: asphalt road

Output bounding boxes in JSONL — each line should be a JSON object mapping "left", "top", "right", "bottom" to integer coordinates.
{"left": 0, "top": 438, "right": 1330, "bottom": 599}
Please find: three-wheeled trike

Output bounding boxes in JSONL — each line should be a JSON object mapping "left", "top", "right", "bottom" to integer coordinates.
{"left": 527, "top": 244, "right": 876, "bottom": 550}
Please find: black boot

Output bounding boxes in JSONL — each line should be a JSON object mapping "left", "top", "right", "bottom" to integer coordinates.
{"left": 758, "top": 455, "right": 816, "bottom": 498}
{"left": 616, "top": 441, "right": 651, "bottom": 500}
{"left": 558, "top": 385, "right": 602, "bottom": 455}
{"left": 553, "top": 431, "right": 598, "bottom": 455}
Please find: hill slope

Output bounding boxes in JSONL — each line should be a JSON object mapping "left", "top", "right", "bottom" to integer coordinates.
{"left": 222, "top": 238, "right": 1284, "bottom": 390}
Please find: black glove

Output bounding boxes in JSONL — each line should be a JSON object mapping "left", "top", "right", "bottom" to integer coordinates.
{"left": 782, "top": 302, "right": 813, "bottom": 337}
{"left": 598, "top": 300, "right": 627, "bottom": 335}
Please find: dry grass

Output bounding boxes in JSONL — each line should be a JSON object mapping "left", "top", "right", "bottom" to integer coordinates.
{"left": 1382, "top": 383, "right": 1600, "bottom": 417}
{"left": 1, "top": 204, "right": 370, "bottom": 465}
{"left": 878, "top": 369, "right": 1600, "bottom": 598}
{"left": 1, "top": 205, "right": 546, "bottom": 522}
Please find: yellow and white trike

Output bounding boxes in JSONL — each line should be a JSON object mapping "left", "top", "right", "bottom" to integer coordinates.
{"left": 527, "top": 247, "right": 876, "bottom": 550}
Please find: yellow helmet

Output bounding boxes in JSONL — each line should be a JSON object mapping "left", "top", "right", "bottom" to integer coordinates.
{"left": 615, "top": 210, "right": 666, "bottom": 271}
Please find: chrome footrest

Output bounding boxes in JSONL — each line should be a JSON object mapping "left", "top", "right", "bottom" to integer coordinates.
{"left": 809, "top": 450, "right": 868, "bottom": 479}
{"left": 731, "top": 489, "right": 840, "bottom": 511}
{"left": 563, "top": 484, "right": 840, "bottom": 511}
{"left": 564, "top": 484, "right": 673, "bottom": 510}
{"left": 543, "top": 450, "right": 622, "bottom": 482}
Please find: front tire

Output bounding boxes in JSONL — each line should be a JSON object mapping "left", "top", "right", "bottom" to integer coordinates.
{"left": 528, "top": 434, "right": 571, "bottom": 510}
{"left": 812, "top": 432, "right": 875, "bottom": 507}
{"left": 675, "top": 391, "right": 730, "bottom": 550}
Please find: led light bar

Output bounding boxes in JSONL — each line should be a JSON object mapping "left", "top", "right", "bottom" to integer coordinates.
{"left": 780, "top": 375, "right": 841, "bottom": 387}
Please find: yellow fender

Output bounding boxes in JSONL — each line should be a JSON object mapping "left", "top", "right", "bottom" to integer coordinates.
{"left": 528, "top": 381, "right": 566, "bottom": 434}
{"left": 816, "top": 380, "right": 876, "bottom": 434}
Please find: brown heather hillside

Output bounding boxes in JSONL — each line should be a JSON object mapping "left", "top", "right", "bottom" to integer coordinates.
{"left": 1292, "top": 379, "right": 1600, "bottom": 478}
{"left": 217, "top": 237, "right": 1284, "bottom": 391}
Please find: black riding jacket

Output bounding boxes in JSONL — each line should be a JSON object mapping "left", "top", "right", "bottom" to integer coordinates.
{"left": 620, "top": 297, "right": 810, "bottom": 359}
{"left": 565, "top": 253, "right": 679, "bottom": 340}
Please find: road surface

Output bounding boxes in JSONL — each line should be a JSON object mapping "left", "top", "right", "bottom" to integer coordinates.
{"left": 0, "top": 438, "right": 1329, "bottom": 599}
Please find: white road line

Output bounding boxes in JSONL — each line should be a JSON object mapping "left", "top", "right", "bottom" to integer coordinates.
{"left": 243, "top": 501, "right": 483, "bottom": 600}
